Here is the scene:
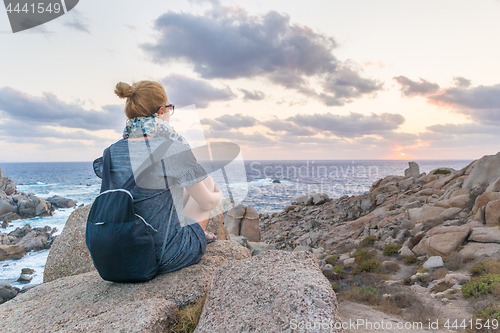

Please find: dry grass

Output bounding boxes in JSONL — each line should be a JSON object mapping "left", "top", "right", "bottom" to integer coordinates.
{"left": 381, "top": 262, "right": 400, "bottom": 274}
{"left": 433, "top": 267, "right": 448, "bottom": 280}
{"left": 340, "top": 286, "right": 439, "bottom": 324}
{"left": 444, "top": 252, "right": 474, "bottom": 271}
{"left": 431, "top": 281, "right": 453, "bottom": 293}
{"left": 470, "top": 260, "right": 500, "bottom": 277}
{"left": 172, "top": 294, "right": 207, "bottom": 333}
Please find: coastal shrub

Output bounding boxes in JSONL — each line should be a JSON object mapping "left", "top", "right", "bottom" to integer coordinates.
{"left": 354, "top": 249, "right": 367, "bottom": 257}
{"left": 383, "top": 244, "right": 401, "bottom": 256}
{"left": 340, "top": 286, "right": 382, "bottom": 305}
{"left": 331, "top": 282, "right": 340, "bottom": 293}
{"left": 434, "top": 169, "right": 451, "bottom": 175}
{"left": 403, "top": 255, "right": 418, "bottom": 265}
{"left": 325, "top": 255, "right": 338, "bottom": 265}
{"left": 357, "top": 259, "right": 382, "bottom": 273}
{"left": 172, "top": 294, "right": 206, "bottom": 333}
{"left": 334, "top": 266, "right": 345, "bottom": 274}
{"left": 414, "top": 273, "right": 433, "bottom": 287}
{"left": 461, "top": 274, "right": 500, "bottom": 298}
{"left": 322, "top": 270, "right": 336, "bottom": 281}
{"left": 444, "top": 252, "right": 466, "bottom": 271}
{"left": 473, "top": 305, "right": 500, "bottom": 331}
{"left": 433, "top": 267, "right": 448, "bottom": 280}
{"left": 354, "top": 251, "right": 376, "bottom": 264}
{"left": 431, "top": 281, "right": 453, "bottom": 293}
{"left": 402, "top": 277, "right": 412, "bottom": 286}
{"left": 470, "top": 261, "right": 500, "bottom": 277}
{"left": 361, "top": 235, "right": 377, "bottom": 247}
{"left": 381, "top": 262, "right": 400, "bottom": 274}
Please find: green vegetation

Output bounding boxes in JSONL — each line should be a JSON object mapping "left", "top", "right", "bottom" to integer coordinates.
{"left": 356, "top": 259, "right": 382, "bottom": 273}
{"left": 325, "top": 255, "right": 338, "bottom": 265}
{"left": 354, "top": 251, "right": 376, "bottom": 264}
{"left": 403, "top": 255, "right": 418, "bottom": 265}
{"left": 334, "top": 266, "right": 345, "bottom": 274}
{"left": 381, "top": 262, "right": 400, "bottom": 274}
{"left": 461, "top": 274, "right": 500, "bottom": 298}
{"left": 470, "top": 261, "right": 500, "bottom": 277}
{"left": 473, "top": 305, "right": 500, "bottom": 330}
{"left": 383, "top": 244, "right": 401, "bottom": 256}
{"left": 331, "top": 282, "right": 339, "bottom": 293}
{"left": 361, "top": 235, "right": 377, "bottom": 247}
{"left": 354, "top": 249, "right": 367, "bottom": 257}
{"left": 434, "top": 169, "right": 451, "bottom": 175}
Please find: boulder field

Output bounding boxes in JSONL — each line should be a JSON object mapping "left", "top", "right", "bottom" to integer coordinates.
{"left": 1, "top": 200, "right": 342, "bottom": 332}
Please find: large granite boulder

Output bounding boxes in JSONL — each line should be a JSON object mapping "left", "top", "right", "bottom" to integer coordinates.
{"left": 194, "top": 250, "right": 343, "bottom": 333}
{"left": 206, "top": 200, "right": 230, "bottom": 241}
{"left": 404, "top": 161, "right": 420, "bottom": 178}
{"left": 485, "top": 199, "right": 500, "bottom": 225}
{"left": 0, "top": 240, "right": 251, "bottom": 332}
{"left": 471, "top": 192, "right": 500, "bottom": 215}
{"left": 463, "top": 151, "right": 500, "bottom": 190}
{"left": 44, "top": 205, "right": 95, "bottom": 282}
{"left": 46, "top": 195, "right": 77, "bottom": 209}
{"left": 459, "top": 242, "right": 500, "bottom": 258}
{"left": 0, "top": 199, "right": 14, "bottom": 216}
{"left": 0, "top": 244, "right": 25, "bottom": 261}
{"left": 240, "top": 206, "right": 260, "bottom": 242}
{"left": 224, "top": 203, "right": 246, "bottom": 235}
{"left": 413, "top": 226, "right": 469, "bottom": 257}
{"left": 469, "top": 227, "right": 500, "bottom": 243}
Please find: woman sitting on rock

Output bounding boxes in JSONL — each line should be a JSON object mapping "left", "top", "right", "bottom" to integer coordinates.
{"left": 93, "top": 80, "right": 222, "bottom": 274}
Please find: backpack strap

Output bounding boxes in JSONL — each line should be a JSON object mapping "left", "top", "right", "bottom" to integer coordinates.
{"left": 100, "top": 148, "right": 112, "bottom": 193}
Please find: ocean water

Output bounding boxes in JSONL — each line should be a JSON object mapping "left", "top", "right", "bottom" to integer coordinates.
{"left": 0, "top": 159, "right": 472, "bottom": 287}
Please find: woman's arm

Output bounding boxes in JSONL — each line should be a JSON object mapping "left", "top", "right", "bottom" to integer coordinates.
{"left": 184, "top": 176, "right": 223, "bottom": 211}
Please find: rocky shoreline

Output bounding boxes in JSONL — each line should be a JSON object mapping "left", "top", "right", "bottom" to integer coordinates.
{"left": 0, "top": 167, "right": 78, "bottom": 304}
{"left": 2, "top": 152, "right": 500, "bottom": 331}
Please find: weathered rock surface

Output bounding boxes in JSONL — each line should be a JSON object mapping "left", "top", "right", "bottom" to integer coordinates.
{"left": 44, "top": 205, "right": 94, "bottom": 283}
{"left": 0, "top": 284, "right": 18, "bottom": 304}
{"left": 0, "top": 244, "right": 25, "bottom": 261}
{"left": 485, "top": 199, "right": 500, "bottom": 225}
{"left": 423, "top": 256, "right": 444, "bottom": 269}
{"left": 460, "top": 242, "right": 500, "bottom": 258}
{"left": 472, "top": 192, "right": 500, "bottom": 214}
{"left": 247, "top": 241, "right": 275, "bottom": 255}
{"left": 405, "top": 161, "right": 420, "bottom": 178}
{"left": 486, "top": 177, "right": 500, "bottom": 192}
{"left": 463, "top": 151, "right": 500, "bottom": 190}
{"left": 46, "top": 195, "right": 77, "bottom": 208}
{"left": 195, "top": 250, "right": 343, "bottom": 333}
{"left": 224, "top": 203, "right": 245, "bottom": 235}
{"left": 0, "top": 240, "right": 251, "bottom": 332}
{"left": 240, "top": 206, "right": 260, "bottom": 242}
{"left": 206, "top": 200, "right": 230, "bottom": 241}
{"left": 469, "top": 227, "right": 500, "bottom": 243}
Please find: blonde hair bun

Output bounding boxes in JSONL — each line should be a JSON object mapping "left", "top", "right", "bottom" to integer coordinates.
{"left": 114, "top": 82, "right": 135, "bottom": 99}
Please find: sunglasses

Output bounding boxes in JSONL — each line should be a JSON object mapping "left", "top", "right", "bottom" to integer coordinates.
{"left": 158, "top": 104, "right": 175, "bottom": 116}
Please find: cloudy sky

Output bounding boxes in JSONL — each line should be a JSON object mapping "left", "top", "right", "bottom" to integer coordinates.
{"left": 1, "top": 0, "right": 499, "bottom": 162}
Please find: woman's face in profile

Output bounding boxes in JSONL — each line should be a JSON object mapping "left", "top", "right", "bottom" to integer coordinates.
{"left": 159, "top": 100, "right": 171, "bottom": 122}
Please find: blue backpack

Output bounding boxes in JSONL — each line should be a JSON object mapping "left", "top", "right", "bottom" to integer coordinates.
{"left": 86, "top": 139, "right": 173, "bottom": 282}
